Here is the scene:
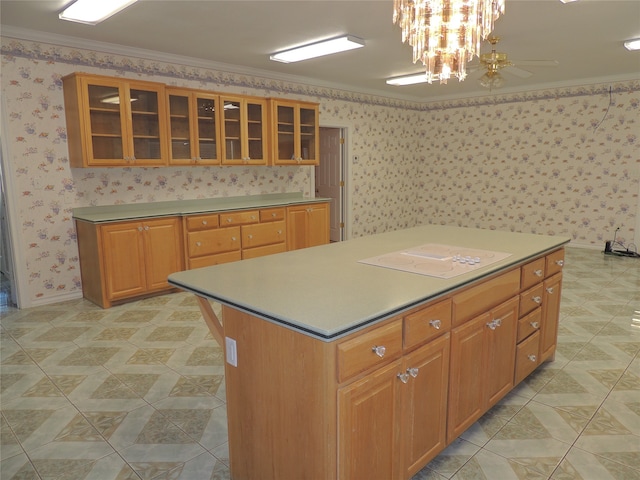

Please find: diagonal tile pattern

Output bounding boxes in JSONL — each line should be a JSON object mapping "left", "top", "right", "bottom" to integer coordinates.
{"left": 1, "top": 247, "right": 639, "bottom": 479}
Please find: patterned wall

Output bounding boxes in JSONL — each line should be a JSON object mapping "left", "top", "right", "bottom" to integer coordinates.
{"left": 1, "top": 36, "right": 639, "bottom": 307}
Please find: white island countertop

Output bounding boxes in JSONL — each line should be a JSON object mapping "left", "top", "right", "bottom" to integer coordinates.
{"left": 168, "top": 226, "right": 570, "bottom": 341}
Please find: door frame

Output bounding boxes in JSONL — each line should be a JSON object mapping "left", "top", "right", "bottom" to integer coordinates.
{"left": 315, "top": 125, "right": 350, "bottom": 241}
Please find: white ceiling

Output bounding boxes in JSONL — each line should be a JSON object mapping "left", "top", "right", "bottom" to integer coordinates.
{"left": 1, "top": 0, "right": 639, "bottom": 102}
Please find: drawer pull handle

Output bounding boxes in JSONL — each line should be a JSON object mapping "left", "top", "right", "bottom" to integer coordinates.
{"left": 556, "top": 260, "right": 564, "bottom": 267}
{"left": 138, "top": 226, "right": 143, "bottom": 231}
{"left": 278, "top": 230, "right": 283, "bottom": 235}
{"left": 528, "top": 354, "right": 537, "bottom": 362}
{"left": 202, "top": 220, "right": 208, "bottom": 225}
{"left": 248, "top": 234, "right": 253, "bottom": 239}
{"left": 429, "top": 319, "right": 442, "bottom": 330}
{"left": 530, "top": 321, "right": 540, "bottom": 329}
{"left": 227, "top": 218, "right": 233, "bottom": 223}
{"left": 532, "top": 296, "right": 542, "bottom": 304}
{"left": 231, "top": 236, "right": 237, "bottom": 242}
{"left": 397, "top": 372, "right": 409, "bottom": 384}
{"left": 251, "top": 216, "right": 256, "bottom": 220}
{"left": 372, "top": 345, "right": 386, "bottom": 358}
{"left": 486, "top": 318, "right": 502, "bottom": 330}
{"left": 407, "top": 367, "right": 419, "bottom": 378}
{"left": 196, "top": 242, "right": 202, "bottom": 247}
{"left": 272, "top": 213, "right": 277, "bottom": 217}
{"left": 546, "top": 287, "right": 555, "bottom": 294}
{"left": 534, "top": 269, "right": 543, "bottom": 277}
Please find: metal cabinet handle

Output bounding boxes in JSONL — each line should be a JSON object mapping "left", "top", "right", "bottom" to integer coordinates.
{"left": 429, "top": 319, "right": 442, "bottom": 330}
{"left": 271, "top": 213, "right": 277, "bottom": 217}
{"left": 202, "top": 220, "right": 208, "bottom": 225}
{"left": 277, "top": 230, "right": 283, "bottom": 235}
{"left": 248, "top": 234, "right": 253, "bottom": 239}
{"left": 227, "top": 218, "right": 232, "bottom": 223}
{"left": 372, "top": 345, "right": 386, "bottom": 358}
{"left": 534, "top": 269, "right": 543, "bottom": 277}
{"left": 486, "top": 318, "right": 502, "bottom": 330}
{"left": 528, "top": 354, "right": 537, "bottom": 362}
{"left": 397, "top": 372, "right": 409, "bottom": 384}
{"left": 137, "top": 226, "right": 143, "bottom": 231}
{"left": 532, "top": 296, "right": 542, "bottom": 304}
{"left": 231, "top": 236, "right": 237, "bottom": 241}
{"left": 196, "top": 241, "right": 202, "bottom": 247}
{"left": 144, "top": 225, "right": 149, "bottom": 231}
{"left": 556, "top": 260, "right": 564, "bottom": 267}
{"left": 530, "top": 321, "right": 540, "bottom": 329}
{"left": 407, "top": 367, "right": 419, "bottom": 378}
{"left": 546, "top": 287, "right": 555, "bottom": 294}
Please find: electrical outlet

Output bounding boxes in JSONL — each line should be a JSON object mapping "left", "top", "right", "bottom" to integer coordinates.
{"left": 225, "top": 336, "right": 237, "bottom": 367}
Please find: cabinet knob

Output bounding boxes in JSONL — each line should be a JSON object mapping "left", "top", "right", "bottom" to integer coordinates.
{"left": 530, "top": 321, "right": 540, "bottom": 329}
{"left": 144, "top": 225, "right": 149, "bottom": 231}
{"left": 271, "top": 213, "right": 277, "bottom": 217}
{"left": 227, "top": 218, "right": 233, "bottom": 223}
{"left": 534, "top": 269, "right": 543, "bottom": 277}
{"left": 397, "top": 372, "right": 409, "bottom": 384}
{"left": 231, "top": 236, "right": 237, "bottom": 241}
{"left": 429, "top": 319, "right": 442, "bottom": 330}
{"left": 546, "top": 287, "right": 555, "bottom": 294}
{"left": 248, "top": 234, "right": 253, "bottom": 239}
{"left": 532, "top": 295, "right": 542, "bottom": 304}
{"left": 486, "top": 318, "right": 502, "bottom": 330}
{"left": 196, "top": 241, "right": 202, "bottom": 247}
{"left": 407, "top": 367, "right": 419, "bottom": 378}
{"left": 371, "top": 345, "right": 386, "bottom": 358}
{"left": 251, "top": 215, "right": 256, "bottom": 220}
{"left": 202, "top": 220, "right": 208, "bottom": 225}
{"left": 555, "top": 260, "right": 564, "bottom": 267}
{"left": 527, "top": 354, "right": 537, "bottom": 362}
{"left": 137, "top": 226, "right": 143, "bottom": 231}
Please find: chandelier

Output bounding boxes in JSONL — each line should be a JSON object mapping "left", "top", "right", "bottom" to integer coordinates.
{"left": 392, "top": 0, "right": 505, "bottom": 84}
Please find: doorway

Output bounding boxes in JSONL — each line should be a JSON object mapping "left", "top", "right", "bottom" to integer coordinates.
{"left": 0, "top": 137, "right": 16, "bottom": 309}
{"left": 316, "top": 127, "right": 346, "bottom": 242}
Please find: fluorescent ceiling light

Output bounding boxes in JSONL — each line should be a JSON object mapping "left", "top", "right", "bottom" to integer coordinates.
{"left": 59, "top": 0, "right": 138, "bottom": 25}
{"left": 386, "top": 73, "right": 429, "bottom": 86}
{"left": 624, "top": 38, "right": 640, "bottom": 51}
{"left": 270, "top": 35, "right": 364, "bottom": 63}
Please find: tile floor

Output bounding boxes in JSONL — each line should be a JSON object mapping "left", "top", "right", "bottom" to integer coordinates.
{"left": 1, "top": 247, "right": 639, "bottom": 480}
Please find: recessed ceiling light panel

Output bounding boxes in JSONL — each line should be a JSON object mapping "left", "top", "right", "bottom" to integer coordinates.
{"left": 270, "top": 35, "right": 365, "bottom": 63}
{"left": 386, "top": 73, "right": 429, "bottom": 86}
{"left": 59, "top": 0, "right": 138, "bottom": 25}
{"left": 624, "top": 38, "right": 640, "bottom": 51}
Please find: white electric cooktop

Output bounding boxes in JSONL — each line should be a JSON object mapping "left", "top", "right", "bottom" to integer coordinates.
{"left": 359, "top": 243, "right": 512, "bottom": 279}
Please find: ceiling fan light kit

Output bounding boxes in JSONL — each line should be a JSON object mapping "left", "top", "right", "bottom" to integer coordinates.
{"left": 392, "top": 0, "right": 506, "bottom": 84}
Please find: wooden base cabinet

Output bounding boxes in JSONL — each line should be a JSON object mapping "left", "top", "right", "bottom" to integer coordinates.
{"left": 76, "top": 217, "right": 183, "bottom": 308}
{"left": 286, "top": 202, "right": 330, "bottom": 250}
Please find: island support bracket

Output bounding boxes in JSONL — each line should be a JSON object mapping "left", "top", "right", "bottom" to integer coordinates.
{"left": 195, "top": 296, "right": 224, "bottom": 347}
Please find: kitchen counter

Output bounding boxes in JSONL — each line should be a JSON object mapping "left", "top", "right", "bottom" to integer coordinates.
{"left": 169, "top": 225, "right": 570, "bottom": 341}
{"left": 72, "top": 192, "right": 329, "bottom": 223}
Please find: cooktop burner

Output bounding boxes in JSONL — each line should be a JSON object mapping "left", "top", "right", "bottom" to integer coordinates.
{"left": 359, "top": 243, "right": 512, "bottom": 279}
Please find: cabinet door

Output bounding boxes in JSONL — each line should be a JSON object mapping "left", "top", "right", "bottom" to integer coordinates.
{"left": 540, "top": 273, "right": 562, "bottom": 362}
{"left": 402, "top": 334, "right": 450, "bottom": 478}
{"left": 101, "top": 222, "right": 146, "bottom": 300}
{"left": 286, "top": 203, "right": 329, "bottom": 251}
{"left": 82, "top": 77, "right": 129, "bottom": 166}
{"left": 127, "top": 81, "right": 167, "bottom": 165}
{"left": 167, "top": 89, "right": 195, "bottom": 163}
{"left": 483, "top": 297, "right": 518, "bottom": 409}
{"left": 142, "top": 218, "right": 184, "bottom": 291}
{"left": 220, "top": 96, "right": 267, "bottom": 165}
{"left": 194, "top": 93, "right": 221, "bottom": 164}
{"left": 447, "top": 312, "right": 488, "bottom": 442}
{"left": 271, "top": 100, "right": 319, "bottom": 165}
{"left": 338, "top": 359, "right": 403, "bottom": 480}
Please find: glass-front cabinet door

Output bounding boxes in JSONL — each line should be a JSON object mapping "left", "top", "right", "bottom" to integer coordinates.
{"left": 78, "top": 75, "right": 167, "bottom": 166}
{"left": 167, "top": 88, "right": 220, "bottom": 165}
{"left": 271, "top": 99, "right": 319, "bottom": 166}
{"left": 220, "top": 95, "right": 267, "bottom": 165}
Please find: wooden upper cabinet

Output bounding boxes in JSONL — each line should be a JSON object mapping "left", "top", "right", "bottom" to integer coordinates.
{"left": 166, "top": 88, "right": 221, "bottom": 165}
{"left": 270, "top": 99, "right": 319, "bottom": 165}
{"left": 63, "top": 73, "right": 168, "bottom": 167}
{"left": 220, "top": 95, "right": 268, "bottom": 165}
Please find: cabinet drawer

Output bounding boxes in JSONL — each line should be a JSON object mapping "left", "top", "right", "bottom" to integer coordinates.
{"left": 187, "top": 227, "right": 241, "bottom": 257}
{"left": 188, "top": 250, "right": 241, "bottom": 269}
{"left": 515, "top": 331, "right": 540, "bottom": 384}
{"left": 521, "top": 258, "right": 545, "bottom": 290}
{"left": 337, "top": 319, "right": 403, "bottom": 383}
{"left": 242, "top": 243, "right": 287, "bottom": 260}
{"left": 517, "top": 307, "right": 541, "bottom": 343}
{"left": 260, "top": 207, "right": 285, "bottom": 222}
{"left": 220, "top": 210, "right": 259, "bottom": 226}
{"left": 404, "top": 299, "right": 452, "bottom": 350}
{"left": 185, "top": 213, "right": 219, "bottom": 232}
{"left": 242, "top": 221, "right": 286, "bottom": 249}
{"left": 519, "top": 284, "right": 544, "bottom": 317}
{"left": 452, "top": 269, "right": 520, "bottom": 327}
{"left": 546, "top": 249, "right": 565, "bottom": 277}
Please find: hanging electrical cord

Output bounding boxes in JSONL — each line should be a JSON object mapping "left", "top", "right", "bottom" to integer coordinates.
{"left": 593, "top": 85, "right": 613, "bottom": 134}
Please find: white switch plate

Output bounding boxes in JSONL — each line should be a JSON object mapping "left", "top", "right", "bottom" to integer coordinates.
{"left": 225, "top": 336, "right": 237, "bottom": 367}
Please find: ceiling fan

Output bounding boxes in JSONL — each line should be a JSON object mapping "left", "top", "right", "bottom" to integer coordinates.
{"left": 472, "top": 36, "right": 559, "bottom": 89}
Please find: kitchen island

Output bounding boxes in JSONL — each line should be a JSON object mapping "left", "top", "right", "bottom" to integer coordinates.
{"left": 168, "top": 225, "right": 570, "bottom": 480}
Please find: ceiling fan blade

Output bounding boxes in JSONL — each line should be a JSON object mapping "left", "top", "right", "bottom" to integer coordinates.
{"left": 504, "top": 66, "right": 533, "bottom": 78}
{"left": 511, "top": 60, "right": 559, "bottom": 67}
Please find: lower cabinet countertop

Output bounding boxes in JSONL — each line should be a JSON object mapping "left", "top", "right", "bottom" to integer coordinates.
{"left": 72, "top": 192, "right": 330, "bottom": 223}
{"left": 168, "top": 225, "right": 570, "bottom": 341}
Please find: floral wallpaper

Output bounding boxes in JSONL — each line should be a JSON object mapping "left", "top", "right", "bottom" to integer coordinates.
{"left": 1, "top": 35, "right": 638, "bottom": 307}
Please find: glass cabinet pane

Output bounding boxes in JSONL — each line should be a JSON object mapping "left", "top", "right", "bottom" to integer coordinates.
{"left": 168, "top": 93, "right": 191, "bottom": 160}
{"left": 299, "top": 107, "right": 316, "bottom": 161}
{"left": 246, "top": 102, "right": 264, "bottom": 161}
{"left": 87, "top": 84, "right": 123, "bottom": 159}
{"left": 223, "top": 99, "right": 241, "bottom": 160}
{"left": 277, "top": 104, "right": 295, "bottom": 160}
{"left": 197, "top": 96, "right": 218, "bottom": 160}
{"left": 130, "top": 88, "right": 161, "bottom": 160}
